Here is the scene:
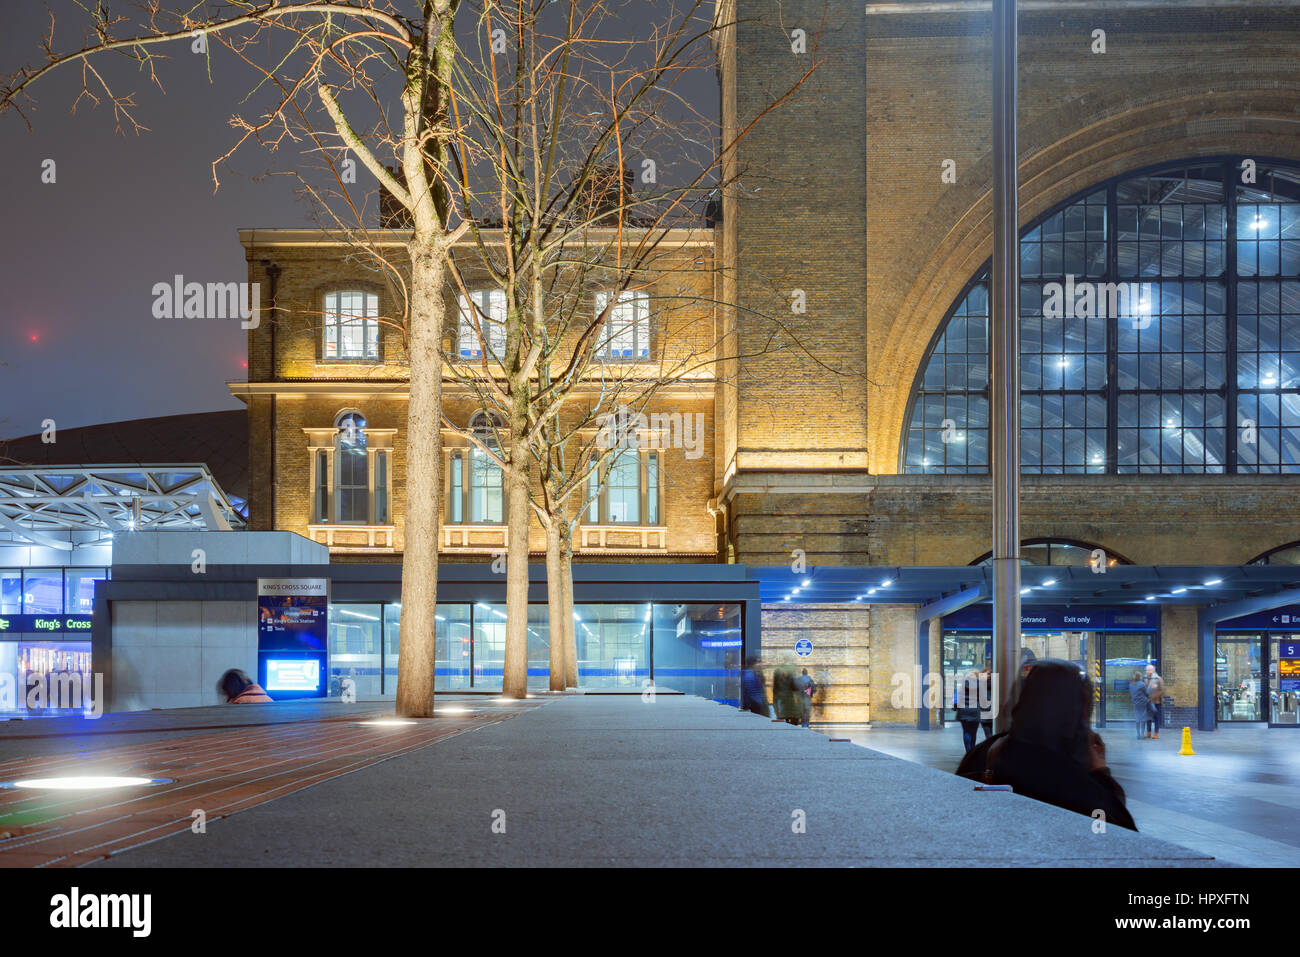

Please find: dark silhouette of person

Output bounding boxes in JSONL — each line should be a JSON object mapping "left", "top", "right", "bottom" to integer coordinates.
{"left": 956, "top": 659, "right": 1136, "bottom": 831}
{"left": 218, "top": 668, "right": 273, "bottom": 703}
{"left": 740, "top": 657, "right": 769, "bottom": 716}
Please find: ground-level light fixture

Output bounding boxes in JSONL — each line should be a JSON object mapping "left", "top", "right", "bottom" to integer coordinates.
{"left": 2, "top": 776, "right": 172, "bottom": 791}
{"left": 354, "top": 719, "right": 418, "bottom": 727}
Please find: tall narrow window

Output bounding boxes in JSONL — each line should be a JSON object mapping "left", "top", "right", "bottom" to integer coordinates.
{"left": 335, "top": 412, "right": 369, "bottom": 523}
{"left": 448, "top": 412, "right": 504, "bottom": 524}
{"left": 323, "top": 291, "right": 379, "bottom": 360}
{"left": 605, "top": 450, "right": 641, "bottom": 523}
{"left": 315, "top": 449, "right": 329, "bottom": 522}
{"left": 374, "top": 450, "right": 389, "bottom": 524}
{"left": 450, "top": 454, "right": 464, "bottom": 523}
{"left": 595, "top": 290, "right": 650, "bottom": 358}
{"left": 458, "top": 289, "right": 508, "bottom": 358}
{"left": 646, "top": 452, "right": 660, "bottom": 525}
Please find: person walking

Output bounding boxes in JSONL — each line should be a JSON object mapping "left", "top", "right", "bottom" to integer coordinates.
{"left": 954, "top": 670, "right": 983, "bottom": 753}
{"left": 772, "top": 665, "right": 800, "bottom": 725}
{"left": 794, "top": 667, "right": 817, "bottom": 728}
{"left": 1128, "top": 670, "right": 1152, "bottom": 740}
{"left": 740, "top": 657, "right": 770, "bottom": 716}
{"left": 1144, "top": 664, "right": 1165, "bottom": 738}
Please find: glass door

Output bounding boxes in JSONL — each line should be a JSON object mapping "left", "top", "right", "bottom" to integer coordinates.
{"left": 1270, "top": 635, "right": 1300, "bottom": 726}
{"left": 1215, "top": 635, "right": 1264, "bottom": 721}
{"left": 941, "top": 633, "right": 990, "bottom": 725}
{"left": 1099, "top": 633, "right": 1156, "bottom": 729}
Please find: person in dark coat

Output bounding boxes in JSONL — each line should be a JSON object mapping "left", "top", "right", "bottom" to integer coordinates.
{"left": 772, "top": 666, "right": 800, "bottom": 725}
{"left": 956, "top": 659, "right": 1136, "bottom": 831}
{"left": 793, "top": 668, "right": 817, "bottom": 728}
{"left": 740, "top": 657, "right": 769, "bottom": 716}
{"left": 1129, "top": 671, "right": 1153, "bottom": 740}
{"left": 218, "top": 668, "right": 273, "bottom": 703}
{"left": 954, "top": 669, "right": 995, "bottom": 753}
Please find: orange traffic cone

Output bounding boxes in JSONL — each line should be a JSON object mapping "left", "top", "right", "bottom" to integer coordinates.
{"left": 1177, "top": 726, "right": 1195, "bottom": 756}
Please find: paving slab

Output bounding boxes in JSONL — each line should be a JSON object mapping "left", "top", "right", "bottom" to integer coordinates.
{"left": 89, "top": 695, "right": 1219, "bottom": 867}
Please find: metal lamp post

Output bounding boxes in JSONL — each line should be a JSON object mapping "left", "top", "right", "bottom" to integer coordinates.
{"left": 990, "top": 0, "right": 1021, "bottom": 734}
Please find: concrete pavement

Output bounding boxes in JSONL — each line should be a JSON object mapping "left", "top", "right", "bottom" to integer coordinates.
{"left": 82, "top": 695, "right": 1215, "bottom": 867}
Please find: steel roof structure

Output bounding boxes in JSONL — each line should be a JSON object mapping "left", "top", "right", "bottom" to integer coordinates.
{"left": 0, "top": 465, "right": 245, "bottom": 551}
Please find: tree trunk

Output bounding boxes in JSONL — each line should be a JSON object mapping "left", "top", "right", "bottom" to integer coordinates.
{"left": 395, "top": 243, "right": 444, "bottom": 717}
{"left": 502, "top": 425, "right": 531, "bottom": 698}
{"left": 545, "top": 518, "right": 566, "bottom": 691}
{"left": 559, "top": 517, "right": 578, "bottom": 688}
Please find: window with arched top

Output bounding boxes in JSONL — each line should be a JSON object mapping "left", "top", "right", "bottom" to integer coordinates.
{"left": 903, "top": 158, "right": 1300, "bottom": 474}
{"left": 1249, "top": 542, "right": 1300, "bottom": 565}
{"left": 334, "top": 412, "right": 369, "bottom": 523}
{"left": 306, "top": 410, "right": 392, "bottom": 529}
{"left": 970, "top": 539, "right": 1132, "bottom": 568}
{"left": 448, "top": 412, "right": 504, "bottom": 524}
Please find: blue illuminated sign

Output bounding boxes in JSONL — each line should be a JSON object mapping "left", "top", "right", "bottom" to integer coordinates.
{"left": 266, "top": 659, "right": 322, "bottom": 692}
{"left": 795, "top": 638, "right": 813, "bottom": 657}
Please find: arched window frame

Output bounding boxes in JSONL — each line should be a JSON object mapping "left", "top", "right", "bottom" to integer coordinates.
{"left": 902, "top": 156, "right": 1300, "bottom": 475}
{"left": 969, "top": 538, "right": 1134, "bottom": 569}
{"left": 1248, "top": 541, "right": 1300, "bottom": 565}
{"left": 304, "top": 409, "right": 394, "bottom": 527}
{"left": 446, "top": 411, "right": 506, "bottom": 525}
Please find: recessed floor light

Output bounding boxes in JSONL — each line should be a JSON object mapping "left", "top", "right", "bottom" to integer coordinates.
{"left": 354, "top": 719, "right": 419, "bottom": 727}
{"left": 3, "top": 776, "right": 172, "bottom": 791}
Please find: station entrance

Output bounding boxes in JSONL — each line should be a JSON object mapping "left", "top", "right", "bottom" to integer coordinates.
{"left": 939, "top": 605, "right": 1161, "bottom": 729}
{"left": 1214, "top": 604, "right": 1300, "bottom": 727}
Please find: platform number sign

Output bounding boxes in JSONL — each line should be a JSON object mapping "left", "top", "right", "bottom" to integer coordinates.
{"left": 795, "top": 639, "right": 814, "bottom": 658}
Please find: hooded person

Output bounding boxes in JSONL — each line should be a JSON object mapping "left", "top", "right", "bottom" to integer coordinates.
{"left": 956, "top": 659, "right": 1136, "bottom": 831}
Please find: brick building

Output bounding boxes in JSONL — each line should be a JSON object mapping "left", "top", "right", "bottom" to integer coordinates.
{"left": 231, "top": 1, "right": 1300, "bottom": 728}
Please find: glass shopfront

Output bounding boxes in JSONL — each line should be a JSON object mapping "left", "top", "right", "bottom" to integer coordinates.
{"left": 1215, "top": 605, "right": 1300, "bottom": 726}
{"left": 0, "top": 566, "right": 107, "bottom": 715}
{"left": 327, "top": 600, "right": 741, "bottom": 702}
{"left": 940, "top": 605, "right": 1160, "bottom": 728}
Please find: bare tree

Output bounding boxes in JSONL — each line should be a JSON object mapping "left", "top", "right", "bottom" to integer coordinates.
{"left": 1, "top": 0, "right": 466, "bottom": 716}
{"left": 441, "top": 0, "right": 822, "bottom": 693}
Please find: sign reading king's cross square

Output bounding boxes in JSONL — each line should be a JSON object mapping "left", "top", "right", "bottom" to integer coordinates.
{"left": 256, "top": 579, "right": 329, "bottom": 698}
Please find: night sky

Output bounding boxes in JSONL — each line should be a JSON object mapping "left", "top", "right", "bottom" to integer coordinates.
{"left": 0, "top": 2, "right": 717, "bottom": 440}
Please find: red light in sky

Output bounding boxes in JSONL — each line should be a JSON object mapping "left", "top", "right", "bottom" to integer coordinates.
{"left": 28, "top": 333, "right": 38, "bottom": 342}
{"left": 241, "top": 360, "right": 248, "bottom": 368}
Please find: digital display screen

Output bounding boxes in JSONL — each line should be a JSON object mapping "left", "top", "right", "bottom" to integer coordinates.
{"left": 265, "top": 659, "right": 321, "bottom": 692}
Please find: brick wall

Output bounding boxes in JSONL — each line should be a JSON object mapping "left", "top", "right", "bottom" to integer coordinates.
{"left": 761, "top": 602, "right": 871, "bottom": 724}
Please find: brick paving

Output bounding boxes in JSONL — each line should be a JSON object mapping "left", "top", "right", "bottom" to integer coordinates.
{"left": 0, "top": 701, "right": 538, "bottom": 867}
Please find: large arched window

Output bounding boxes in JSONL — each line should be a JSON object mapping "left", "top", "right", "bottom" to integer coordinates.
{"left": 903, "top": 158, "right": 1300, "bottom": 474}
{"left": 971, "top": 539, "right": 1133, "bottom": 568}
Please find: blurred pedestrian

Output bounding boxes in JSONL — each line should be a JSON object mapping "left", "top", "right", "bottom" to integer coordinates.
{"left": 1129, "top": 670, "right": 1152, "bottom": 740}
{"left": 218, "top": 668, "right": 273, "bottom": 703}
{"left": 954, "top": 669, "right": 994, "bottom": 753}
{"left": 956, "top": 659, "right": 1136, "bottom": 831}
{"left": 794, "top": 667, "right": 817, "bottom": 728}
{"left": 1144, "top": 664, "right": 1165, "bottom": 738}
{"left": 773, "top": 665, "right": 800, "bottom": 725}
{"left": 740, "top": 656, "right": 769, "bottom": 717}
